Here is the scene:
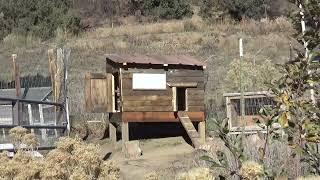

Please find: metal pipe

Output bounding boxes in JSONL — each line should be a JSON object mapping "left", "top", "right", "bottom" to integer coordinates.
{"left": 0, "top": 146, "right": 56, "bottom": 152}
{"left": 0, "top": 96, "right": 64, "bottom": 107}
{"left": 0, "top": 124, "right": 67, "bottom": 129}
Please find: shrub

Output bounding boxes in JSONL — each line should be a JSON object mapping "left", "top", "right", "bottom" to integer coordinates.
{"left": 199, "top": 0, "right": 229, "bottom": 21}
{"left": 9, "top": 126, "right": 28, "bottom": 144}
{"left": 183, "top": 20, "right": 198, "bottom": 32}
{"left": 1, "top": 127, "right": 121, "bottom": 180}
{"left": 175, "top": 168, "right": 213, "bottom": 180}
{"left": 224, "top": 57, "right": 278, "bottom": 92}
{"left": 200, "top": 0, "right": 273, "bottom": 21}
{"left": 141, "top": 0, "right": 193, "bottom": 20}
{"left": 145, "top": 172, "right": 159, "bottom": 180}
{"left": 239, "top": 161, "right": 264, "bottom": 180}
{"left": 0, "top": 0, "right": 81, "bottom": 40}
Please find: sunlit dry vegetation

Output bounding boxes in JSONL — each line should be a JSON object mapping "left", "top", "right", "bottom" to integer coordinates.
{"left": 0, "top": 127, "right": 120, "bottom": 180}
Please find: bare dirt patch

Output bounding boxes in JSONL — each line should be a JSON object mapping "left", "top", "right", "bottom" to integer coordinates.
{"left": 98, "top": 137, "right": 205, "bottom": 180}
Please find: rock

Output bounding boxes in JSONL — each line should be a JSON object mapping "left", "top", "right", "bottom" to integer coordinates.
{"left": 124, "top": 140, "right": 142, "bottom": 159}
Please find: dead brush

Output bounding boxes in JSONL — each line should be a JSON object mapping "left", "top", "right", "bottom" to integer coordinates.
{"left": 239, "top": 161, "right": 264, "bottom": 180}
{"left": 175, "top": 168, "right": 213, "bottom": 180}
{"left": 9, "top": 126, "right": 28, "bottom": 146}
{"left": 2, "top": 127, "right": 121, "bottom": 180}
{"left": 144, "top": 172, "right": 159, "bottom": 180}
{"left": 98, "top": 161, "right": 121, "bottom": 180}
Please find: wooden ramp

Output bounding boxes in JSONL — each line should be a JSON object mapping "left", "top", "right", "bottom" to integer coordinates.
{"left": 177, "top": 111, "right": 201, "bottom": 148}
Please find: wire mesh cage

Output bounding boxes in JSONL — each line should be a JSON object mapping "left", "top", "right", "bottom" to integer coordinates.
{"left": 0, "top": 99, "right": 67, "bottom": 147}
{"left": 224, "top": 91, "right": 275, "bottom": 132}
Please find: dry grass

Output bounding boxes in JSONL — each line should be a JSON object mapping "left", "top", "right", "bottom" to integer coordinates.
{"left": 1, "top": 127, "right": 121, "bottom": 180}
{"left": 298, "top": 176, "right": 320, "bottom": 180}
{"left": 144, "top": 172, "right": 160, "bottom": 180}
{"left": 175, "top": 167, "right": 214, "bottom": 180}
{"left": 0, "top": 15, "right": 294, "bottom": 126}
{"left": 239, "top": 161, "right": 264, "bottom": 180}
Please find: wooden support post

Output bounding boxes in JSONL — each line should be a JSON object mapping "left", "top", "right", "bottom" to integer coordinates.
{"left": 109, "top": 122, "right": 117, "bottom": 144}
{"left": 27, "top": 104, "right": 34, "bottom": 133}
{"left": 2, "top": 128, "right": 5, "bottom": 139}
{"left": 122, "top": 122, "right": 129, "bottom": 150}
{"left": 12, "top": 54, "right": 21, "bottom": 125}
{"left": 198, "top": 121, "right": 206, "bottom": 144}
{"left": 38, "top": 104, "right": 46, "bottom": 140}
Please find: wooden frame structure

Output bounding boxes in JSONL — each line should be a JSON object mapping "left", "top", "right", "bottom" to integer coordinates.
{"left": 85, "top": 54, "right": 206, "bottom": 148}
{"left": 224, "top": 91, "right": 275, "bottom": 132}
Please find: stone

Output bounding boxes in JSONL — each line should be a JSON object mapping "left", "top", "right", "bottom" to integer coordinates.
{"left": 124, "top": 140, "right": 142, "bottom": 159}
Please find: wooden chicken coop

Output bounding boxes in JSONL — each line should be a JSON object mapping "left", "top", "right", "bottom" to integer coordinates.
{"left": 85, "top": 54, "right": 206, "bottom": 148}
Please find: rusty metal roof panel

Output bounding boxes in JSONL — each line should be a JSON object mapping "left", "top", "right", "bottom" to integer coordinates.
{"left": 106, "top": 54, "right": 205, "bottom": 66}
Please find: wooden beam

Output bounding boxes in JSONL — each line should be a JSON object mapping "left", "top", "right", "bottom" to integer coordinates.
{"left": 167, "top": 82, "right": 198, "bottom": 87}
{"left": 122, "top": 112, "right": 204, "bottom": 122}
{"left": 48, "top": 49, "right": 56, "bottom": 98}
{"left": 12, "top": 54, "right": 21, "bottom": 97}
{"left": 12, "top": 54, "right": 21, "bottom": 125}
{"left": 109, "top": 122, "right": 117, "bottom": 144}
{"left": 198, "top": 121, "right": 206, "bottom": 144}
{"left": 172, "top": 87, "right": 177, "bottom": 111}
{"left": 27, "top": 104, "right": 34, "bottom": 133}
{"left": 122, "top": 100, "right": 172, "bottom": 106}
{"left": 121, "top": 122, "right": 129, "bottom": 151}
{"left": 0, "top": 96, "right": 64, "bottom": 107}
{"left": 186, "top": 88, "right": 189, "bottom": 111}
{"left": 123, "top": 95, "right": 171, "bottom": 101}
{"left": 38, "top": 104, "right": 46, "bottom": 140}
{"left": 123, "top": 106, "right": 173, "bottom": 112}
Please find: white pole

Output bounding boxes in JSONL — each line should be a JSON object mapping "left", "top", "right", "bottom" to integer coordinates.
{"left": 300, "top": 3, "right": 316, "bottom": 105}
{"left": 239, "top": 38, "right": 245, "bottom": 121}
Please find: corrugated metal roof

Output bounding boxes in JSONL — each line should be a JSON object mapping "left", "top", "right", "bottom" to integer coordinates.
{"left": 0, "top": 87, "right": 52, "bottom": 100}
{"left": 106, "top": 54, "right": 205, "bottom": 66}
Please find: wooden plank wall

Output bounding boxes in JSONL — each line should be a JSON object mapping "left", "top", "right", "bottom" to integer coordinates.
{"left": 167, "top": 69, "right": 205, "bottom": 112}
{"left": 121, "top": 69, "right": 173, "bottom": 111}
{"left": 121, "top": 68, "right": 205, "bottom": 112}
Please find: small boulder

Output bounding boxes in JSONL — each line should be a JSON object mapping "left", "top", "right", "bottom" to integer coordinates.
{"left": 124, "top": 140, "right": 142, "bottom": 159}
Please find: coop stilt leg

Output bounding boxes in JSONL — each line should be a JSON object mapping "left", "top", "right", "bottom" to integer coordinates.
{"left": 122, "top": 122, "right": 129, "bottom": 150}
{"left": 109, "top": 122, "right": 117, "bottom": 143}
{"left": 198, "top": 121, "right": 206, "bottom": 144}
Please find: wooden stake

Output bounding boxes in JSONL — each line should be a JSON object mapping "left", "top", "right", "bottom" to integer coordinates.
{"left": 12, "top": 54, "right": 21, "bottom": 97}
{"left": 12, "top": 54, "right": 21, "bottom": 125}
{"left": 48, "top": 49, "right": 56, "bottom": 100}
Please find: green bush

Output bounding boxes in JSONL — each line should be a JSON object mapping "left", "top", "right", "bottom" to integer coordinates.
{"left": 141, "top": 0, "right": 193, "bottom": 20}
{"left": 199, "top": 0, "right": 229, "bottom": 21}
{"left": 200, "top": 0, "right": 270, "bottom": 21}
{"left": 0, "top": 0, "right": 81, "bottom": 40}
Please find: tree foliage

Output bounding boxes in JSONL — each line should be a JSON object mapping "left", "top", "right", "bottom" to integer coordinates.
{"left": 140, "top": 0, "right": 193, "bottom": 20}
{"left": 0, "top": 0, "right": 81, "bottom": 40}
{"left": 225, "top": 57, "right": 278, "bottom": 92}
{"left": 199, "top": 0, "right": 294, "bottom": 21}
{"left": 199, "top": 0, "right": 270, "bottom": 21}
{"left": 261, "top": 0, "right": 320, "bottom": 175}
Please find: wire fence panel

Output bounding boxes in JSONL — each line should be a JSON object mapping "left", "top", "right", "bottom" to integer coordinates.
{"left": 0, "top": 98, "right": 67, "bottom": 147}
{"left": 225, "top": 92, "right": 275, "bottom": 131}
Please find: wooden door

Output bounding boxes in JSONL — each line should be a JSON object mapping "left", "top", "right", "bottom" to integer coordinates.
{"left": 85, "top": 73, "right": 115, "bottom": 113}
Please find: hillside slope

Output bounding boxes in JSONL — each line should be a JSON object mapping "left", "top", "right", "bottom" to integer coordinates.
{"left": 0, "top": 15, "right": 294, "bottom": 121}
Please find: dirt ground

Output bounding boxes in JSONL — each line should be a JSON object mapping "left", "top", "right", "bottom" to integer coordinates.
{"left": 97, "top": 137, "right": 206, "bottom": 180}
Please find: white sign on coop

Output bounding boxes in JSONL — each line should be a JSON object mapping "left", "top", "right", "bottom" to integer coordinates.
{"left": 132, "top": 73, "right": 166, "bottom": 90}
